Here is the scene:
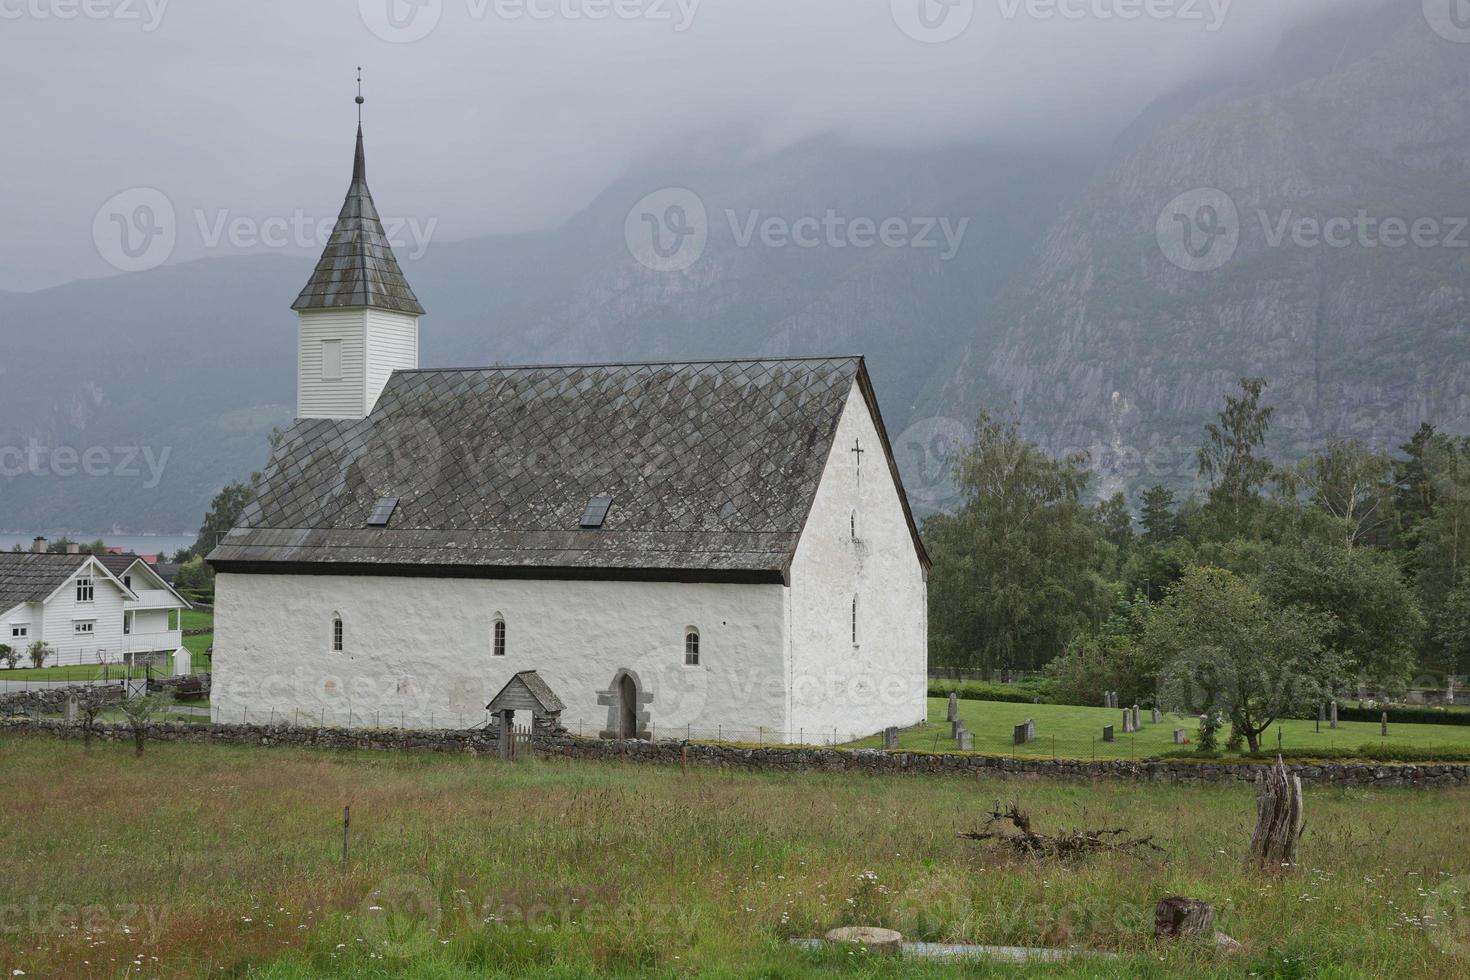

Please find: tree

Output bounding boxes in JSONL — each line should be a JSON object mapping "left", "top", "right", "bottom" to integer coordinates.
{"left": 75, "top": 688, "right": 108, "bottom": 748}
{"left": 120, "top": 691, "right": 174, "bottom": 757}
{"left": 1197, "top": 378, "right": 1275, "bottom": 537}
{"left": 27, "top": 641, "right": 49, "bottom": 669}
{"left": 1148, "top": 567, "right": 1341, "bottom": 753}
{"left": 1140, "top": 485, "right": 1176, "bottom": 544}
{"left": 1259, "top": 540, "right": 1422, "bottom": 689}
{"left": 0, "top": 644, "right": 14, "bottom": 669}
{"left": 1395, "top": 423, "right": 1438, "bottom": 552}
{"left": 1416, "top": 435, "right": 1470, "bottom": 669}
{"left": 925, "top": 412, "right": 1110, "bottom": 671}
{"left": 1092, "top": 492, "right": 1134, "bottom": 549}
{"left": 1296, "top": 439, "right": 1395, "bottom": 548}
{"left": 192, "top": 481, "right": 256, "bottom": 558}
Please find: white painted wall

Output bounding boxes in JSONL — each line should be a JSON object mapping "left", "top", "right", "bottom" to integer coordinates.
{"left": 4, "top": 602, "right": 40, "bottom": 650}
{"left": 213, "top": 573, "right": 788, "bottom": 734}
{"left": 297, "top": 310, "right": 367, "bottom": 419}
{"left": 365, "top": 309, "right": 419, "bottom": 413}
{"left": 784, "top": 382, "right": 928, "bottom": 739}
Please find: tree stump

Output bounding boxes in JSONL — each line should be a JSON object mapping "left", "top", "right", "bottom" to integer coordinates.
{"left": 1249, "top": 756, "right": 1304, "bottom": 869}
{"left": 824, "top": 926, "right": 901, "bottom": 955}
{"left": 1154, "top": 897, "right": 1214, "bottom": 938}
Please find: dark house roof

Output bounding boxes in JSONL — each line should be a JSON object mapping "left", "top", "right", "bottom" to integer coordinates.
{"left": 96, "top": 553, "right": 142, "bottom": 579}
{"left": 209, "top": 357, "right": 928, "bottom": 582}
{"left": 0, "top": 553, "right": 95, "bottom": 613}
{"left": 291, "top": 125, "right": 425, "bottom": 316}
{"left": 488, "top": 671, "right": 567, "bottom": 715}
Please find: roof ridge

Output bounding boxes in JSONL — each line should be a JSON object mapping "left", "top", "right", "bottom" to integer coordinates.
{"left": 393, "top": 355, "right": 863, "bottom": 374}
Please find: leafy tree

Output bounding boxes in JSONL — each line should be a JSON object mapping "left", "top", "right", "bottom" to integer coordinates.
{"left": 1394, "top": 423, "right": 1438, "bottom": 552}
{"left": 1416, "top": 435, "right": 1470, "bottom": 669}
{"left": 1043, "top": 599, "right": 1158, "bottom": 707}
{"left": 1139, "top": 485, "right": 1176, "bottom": 544}
{"left": 192, "top": 481, "right": 256, "bottom": 558}
{"left": 1197, "top": 378, "right": 1275, "bottom": 537}
{"left": 1433, "top": 582, "right": 1470, "bottom": 674}
{"left": 1259, "top": 540, "right": 1422, "bottom": 689}
{"left": 75, "top": 687, "right": 108, "bottom": 748}
{"left": 172, "top": 557, "right": 213, "bottom": 594}
{"left": 1123, "top": 537, "right": 1196, "bottom": 603}
{"left": 120, "top": 691, "right": 174, "bottom": 757}
{"left": 1091, "top": 492, "right": 1134, "bottom": 549}
{"left": 27, "top": 641, "right": 49, "bottom": 669}
{"left": 1149, "top": 566, "right": 1341, "bottom": 753}
{"left": 1296, "top": 439, "right": 1395, "bottom": 548}
{"left": 0, "top": 644, "right": 14, "bottom": 669}
{"left": 925, "top": 413, "right": 1110, "bottom": 671}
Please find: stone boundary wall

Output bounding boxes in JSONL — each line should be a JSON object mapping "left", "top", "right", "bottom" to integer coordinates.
{"left": 6, "top": 718, "right": 1470, "bottom": 789}
{"left": 0, "top": 686, "right": 123, "bottom": 716}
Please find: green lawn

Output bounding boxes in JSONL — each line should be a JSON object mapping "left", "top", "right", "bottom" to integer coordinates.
{"left": 850, "top": 697, "right": 1470, "bottom": 760}
{"left": 181, "top": 608, "right": 214, "bottom": 632}
{"left": 0, "top": 662, "right": 150, "bottom": 683}
{"left": 2, "top": 734, "right": 1468, "bottom": 978}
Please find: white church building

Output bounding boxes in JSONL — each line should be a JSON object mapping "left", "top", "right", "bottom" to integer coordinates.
{"left": 209, "top": 110, "right": 929, "bottom": 742}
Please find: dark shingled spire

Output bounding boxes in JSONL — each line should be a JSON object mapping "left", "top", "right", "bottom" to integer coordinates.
{"left": 292, "top": 113, "right": 425, "bottom": 315}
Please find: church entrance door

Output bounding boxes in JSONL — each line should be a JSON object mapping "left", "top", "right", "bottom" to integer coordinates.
{"left": 618, "top": 673, "right": 638, "bottom": 739}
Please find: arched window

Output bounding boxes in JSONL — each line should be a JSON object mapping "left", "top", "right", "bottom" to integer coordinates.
{"left": 684, "top": 628, "right": 701, "bottom": 667}
{"left": 850, "top": 510, "right": 859, "bottom": 541}
{"left": 851, "top": 595, "right": 859, "bottom": 646}
{"left": 493, "top": 617, "right": 507, "bottom": 657}
{"left": 332, "top": 615, "right": 344, "bottom": 653}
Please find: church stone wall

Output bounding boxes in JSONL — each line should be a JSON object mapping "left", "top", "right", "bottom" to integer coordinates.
{"left": 213, "top": 572, "right": 787, "bottom": 734}
{"left": 784, "top": 383, "right": 928, "bottom": 740}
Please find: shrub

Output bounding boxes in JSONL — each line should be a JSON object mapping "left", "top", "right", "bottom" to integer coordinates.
{"left": 27, "top": 641, "right": 48, "bottom": 669}
{"left": 927, "top": 680, "right": 1053, "bottom": 705}
{"left": 0, "top": 644, "right": 15, "bottom": 669}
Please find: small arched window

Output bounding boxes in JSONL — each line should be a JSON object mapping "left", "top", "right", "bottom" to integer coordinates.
{"left": 851, "top": 595, "right": 859, "bottom": 647}
{"left": 493, "top": 617, "right": 507, "bottom": 657}
{"left": 332, "top": 615, "right": 344, "bottom": 653}
{"left": 850, "top": 510, "right": 858, "bottom": 541}
{"left": 684, "top": 628, "right": 701, "bottom": 667}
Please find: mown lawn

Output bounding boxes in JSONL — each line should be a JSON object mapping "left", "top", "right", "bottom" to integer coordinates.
{"left": 0, "top": 663, "right": 150, "bottom": 683}
{"left": 2, "top": 734, "right": 1470, "bottom": 978}
{"left": 848, "top": 698, "right": 1470, "bottom": 760}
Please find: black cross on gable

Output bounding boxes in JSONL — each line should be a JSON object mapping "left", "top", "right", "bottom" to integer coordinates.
{"left": 851, "top": 438, "right": 865, "bottom": 475}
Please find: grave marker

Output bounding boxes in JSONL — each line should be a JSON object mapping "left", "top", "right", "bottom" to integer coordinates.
{"left": 1151, "top": 707, "right": 1161, "bottom": 725}
{"left": 958, "top": 729, "right": 974, "bottom": 752}
{"left": 1381, "top": 712, "right": 1389, "bottom": 737}
{"left": 1330, "top": 701, "right": 1338, "bottom": 730}
{"left": 947, "top": 693, "right": 958, "bottom": 723}
{"left": 1102, "top": 724, "right": 1115, "bottom": 743}
{"left": 1174, "top": 729, "right": 1187, "bottom": 745}
{"left": 883, "top": 727, "right": 899, "bottom": 750}
{"left": 1122, "top": 709, "right": 1133, "bottom": 734}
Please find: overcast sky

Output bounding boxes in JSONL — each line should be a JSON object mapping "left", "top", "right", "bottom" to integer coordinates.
{"left": 0, "top": 0, "right": 1374, "bottom": 292}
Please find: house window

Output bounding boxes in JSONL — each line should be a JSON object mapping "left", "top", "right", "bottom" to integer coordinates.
{"left": 76, "top": 576, "right": 94, "bottom": 603}
{"left": 321, "top": 339, "right": 343, "bottom": 381}
{"left": 332, "top": 616, "right": 344, "bottom": 653}
{"left": 10, "top": 625, "right": 28, "bottom": 640}
{"left": 684, "top": 628, "right": 701, "bottom": 667}
{"left": 123, "top": 574, "right": 132, "bottom": 590}
{"left": 123, "top": 612, "right": 133, "bottom": 636}
{"left": 851, "top": 595, "right": 859, "bottom": 646}
{"left": 75, "top": 621, "right": 95, "bottom": 636}
{"left": 493, "top": 618, "right": 506, "bottom": 658}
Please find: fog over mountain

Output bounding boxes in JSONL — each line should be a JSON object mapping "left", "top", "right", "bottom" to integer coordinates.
{"left": 6, "top": 0, "right": 1466, "bottom": 537}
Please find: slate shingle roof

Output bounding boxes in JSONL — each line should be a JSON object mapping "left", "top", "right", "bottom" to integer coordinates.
{"left": 0, "top": 553, "right": 91, "bottom": 614}
{"left": 290, "top": 125, "right": 425, "bottom": 315}
{"left": 209, "top": 357, "right": 890, "bottom": 579}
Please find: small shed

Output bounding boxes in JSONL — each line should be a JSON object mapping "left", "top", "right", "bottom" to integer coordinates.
{"left": 487, "top": 671, "right": 566, "bottom": 758}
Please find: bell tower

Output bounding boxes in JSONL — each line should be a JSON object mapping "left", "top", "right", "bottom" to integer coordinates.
{"left": 293, "top": 70, "right": 424, "bottom": 420}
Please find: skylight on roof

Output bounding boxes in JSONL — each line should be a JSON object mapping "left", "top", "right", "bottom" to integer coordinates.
{"left": 580, "top": 495, "right": 614, "bottom": 529}
{"left": 367, "top": 497, "right": 400, "bottom": 528}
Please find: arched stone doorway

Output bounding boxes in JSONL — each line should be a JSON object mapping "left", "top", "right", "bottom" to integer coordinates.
{"left": 597, "top": 669, "right": 650, "bottom": 740}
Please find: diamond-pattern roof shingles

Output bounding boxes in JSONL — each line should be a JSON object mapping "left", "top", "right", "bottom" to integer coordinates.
{"left": 291, "top": 126, "right": 424, "bottom": 316}
{"left": 210, "top": 358, "right": 863, "bottom": 576}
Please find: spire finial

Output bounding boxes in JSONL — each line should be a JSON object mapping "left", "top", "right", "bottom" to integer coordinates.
{"left": 355, "top": 66, "right": 364, "bottom": 121}
{"left": 352, "top": 67, "right": 366, "bottom": 182}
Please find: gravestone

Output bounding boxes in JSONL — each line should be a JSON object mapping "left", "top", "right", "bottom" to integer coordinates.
{"left": 958, "top": 729, "right": 974, "bottom": 752}
{"left": 883, "top": 727, "right": 899, "bottom": 750}
{"left": 951, "top": 719, "right": 964, "bottom": 739}
{"left": 1330, "top": 701, "right": 1338, "bottom": 729}
{"left": 1317, "top": 703, "right": 1325, "bottom": 731}
{"left": 1102, "top": 724, "right": 1115, "bottom": 743}
{"left": 1381, "top": 712, "right": 1389, "bottom": 737}
{"left": 1026, "top": 718, "right": 1036, "bottom": 742}
{"left": 1173, "top": 729, "right": 1187, "bottom": 745}
{"left": 1132, "top": 705, "right": 1142, "bottom": 731}
{"left": 1013, "top": 723, "right": 1028, "bottom": 745}
{"left": 947, "top": 693, "right": 958, "bottom": 723}
{"left": 64, "top": 695, "right": 78, "bottom": 724}
{"left": 1122, "top": 709, "right": 1133, "bottom": 734}
{"left": 1151, "top": 707, "right": 1161, "bottom": 725}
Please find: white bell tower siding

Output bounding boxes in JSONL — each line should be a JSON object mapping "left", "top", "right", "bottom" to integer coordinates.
{"left": 365, "top": 308, "right": 420, "bottom": 410}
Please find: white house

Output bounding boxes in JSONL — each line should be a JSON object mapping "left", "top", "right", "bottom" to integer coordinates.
{"left": 208, "top": 109, "right": 930, "bottom": 741}
{"left": 0, "top": 547, "right": 189, "bottom": 667}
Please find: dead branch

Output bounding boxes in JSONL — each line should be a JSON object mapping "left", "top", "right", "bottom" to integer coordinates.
{"left": 958, "top": 801, "right": 1164, "bottom": 861}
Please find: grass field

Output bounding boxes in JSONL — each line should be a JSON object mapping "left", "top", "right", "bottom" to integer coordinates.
{"left": 0, "top": 662, "right": 150, "bottom": 683}
{"left": 848, "top": 698, "right": 1470, "bottom": 760}
{"left": 3, "top": 734, "right": 1470, "bottom": 978}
